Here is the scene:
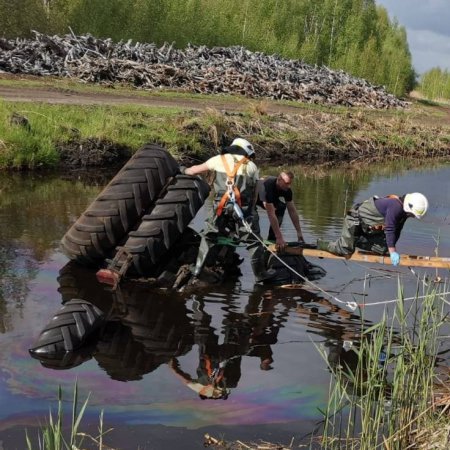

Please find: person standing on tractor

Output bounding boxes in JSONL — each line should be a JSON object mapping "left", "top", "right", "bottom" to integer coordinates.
{"left": 185, "top": 138, "right": 276, "bottom": 283}
{"left": 317, "top": 192, "right": 429, "bottom": 266}
{"left": 256, "top": 171, "right": 305, "bottom": 250}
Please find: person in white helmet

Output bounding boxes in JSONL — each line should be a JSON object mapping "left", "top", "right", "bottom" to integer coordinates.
{"left": 317, "top": 193, "right": 428, "bottom": 266}
{"left": 185, "top": 138, "right": 276, "bottom": 282}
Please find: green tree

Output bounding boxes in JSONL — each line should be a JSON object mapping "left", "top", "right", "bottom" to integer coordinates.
{"left": 0, "top": 0, "right": 48, "bottom": 37}
{"left": 420, "top": 67, "right": 450, "bottom": 100}
{"left": 0, "top": 0, "right": 416, "bottom": 95}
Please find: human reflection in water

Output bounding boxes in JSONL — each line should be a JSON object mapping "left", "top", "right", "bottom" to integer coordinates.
{"left": 168, "top": 285, "right": 298, "bottom": 400}
{"left": 169, "top": 355, "right": 232, "bottom": 400}
{"left": 295, "top": 288, "right": 366, "bottom": 373}
{"left": 33, "top": 263, "right": 362, "bottom": 402}
{"left": 244, "top": 286, "right": 297, "bottom": 371}
{"left": 31, "top": 263, "right": 295, "bottom": 393}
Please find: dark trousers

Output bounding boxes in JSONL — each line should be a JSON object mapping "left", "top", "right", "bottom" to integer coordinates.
{"left": 327, "top": 214, "right": 388, "bottom": 255}
{"left": 192, "top": 209, "right": 267, "bottom": 279}
{"left": 267, "top": 202, "right": 286, "bottom": 241}
{"left": 327, "top": 198, "right": 388, "bottom": 256}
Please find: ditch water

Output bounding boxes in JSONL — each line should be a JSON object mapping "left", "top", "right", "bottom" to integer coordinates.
{"left": 0, "top": 162, "right": 449, "bottom": 449}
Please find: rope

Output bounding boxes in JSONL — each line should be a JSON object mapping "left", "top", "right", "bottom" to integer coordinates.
{"left": 407, "top": 266, "right": 450, "bottom": 307}
{"left": 229, "top": 202, "right": 450, "bottom": 312}
{"left": 356, "top": 288, "right": 450, "bottom": 308}
{"left": 235, "top": 212, "right": 359, "bottom": 311}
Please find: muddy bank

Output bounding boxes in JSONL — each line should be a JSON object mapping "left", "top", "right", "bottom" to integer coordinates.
{"left": 55, "top": 106, "right": 450, "bottom": 170}
{"left": 57, "top": 137, "right": 131, "bottom": 168}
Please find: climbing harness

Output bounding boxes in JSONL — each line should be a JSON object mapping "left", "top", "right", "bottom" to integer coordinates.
{"left": 216, "top": 155, "right": 248, "bottom": 217}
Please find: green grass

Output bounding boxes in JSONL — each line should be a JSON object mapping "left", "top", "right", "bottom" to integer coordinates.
{"left": 0, "top": 100, "right": 187, "bottom": 168}
{"left": 1, "top": 78, "right": 450, "bottom": 170}
{"left": 25, "top": 382, "right": 112, "bottom": 450}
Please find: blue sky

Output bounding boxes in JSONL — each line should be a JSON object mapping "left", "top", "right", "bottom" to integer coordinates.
{"left": 376, "top": 0, "right": 450, "bottom": 74}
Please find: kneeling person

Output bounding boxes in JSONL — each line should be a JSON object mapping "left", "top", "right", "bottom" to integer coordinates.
{"left": 317, "top": 193, "right": 428, "bottom": 266}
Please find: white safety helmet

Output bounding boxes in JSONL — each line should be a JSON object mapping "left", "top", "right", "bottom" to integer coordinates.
{"left": 231, "top": 138, "right": 255, "bottom": 157}
{"left": 403, "top": 192, "right": 429, "bottom": 219}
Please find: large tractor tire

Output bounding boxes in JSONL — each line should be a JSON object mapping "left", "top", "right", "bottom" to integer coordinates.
{"left": 119, "top": 174, "right": 210, "bottom": 277}
{"left": 94, "top": 322, "right": 153, "bottom": 381}
{"left": 95, "top": 296, "right": 194, "bottom": 381}
{"left": 60, "top": 144, "right": 179, "bottom": 266}
{"left": 28, "top": 299, "right": 105, "bottom": 357}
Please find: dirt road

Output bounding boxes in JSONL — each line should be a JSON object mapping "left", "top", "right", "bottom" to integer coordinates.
{"left": 0, "top": 83, "right": 305, "bottom": 115}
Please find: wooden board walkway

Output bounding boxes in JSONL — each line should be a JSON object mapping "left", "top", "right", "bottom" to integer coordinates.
{"left": 268, "top": 245, "right": 450, "bottom": 269}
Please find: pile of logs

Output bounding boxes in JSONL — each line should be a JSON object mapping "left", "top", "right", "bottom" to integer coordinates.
{"left": 0, "top": 31, "right": 408, "bottom": 109}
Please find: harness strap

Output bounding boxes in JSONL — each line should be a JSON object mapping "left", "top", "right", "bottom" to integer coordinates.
{"left": 198, "top": 355, "right": 225, "bottom": 396}
{"left": 204, "top": 354, "right": 213, "bottom": 378}
{"left": 216, "top": 155, "right": 248, "bottom": 216}
{"left": 386, "top": 194, "right": 402, "bottom": 204}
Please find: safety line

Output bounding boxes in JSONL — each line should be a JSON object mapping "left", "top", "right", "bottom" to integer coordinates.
{"left": 238, "top": 215, "right": 359, "bottom": 311}
{"left": 233, "top": 202, "right": 450, "bottom": 312}
{"left": 407, "top": 266, "right": 450, "bottom": 307}
{"left": 356, "top": 290, "right": 450, "bottom": 308}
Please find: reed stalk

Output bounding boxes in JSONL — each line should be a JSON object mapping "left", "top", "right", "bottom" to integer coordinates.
{"left": 319, "top": 279, "right": 449, "bottom": 449}
{"left": 25, "top": 381, "right": 111, "bottom": 450}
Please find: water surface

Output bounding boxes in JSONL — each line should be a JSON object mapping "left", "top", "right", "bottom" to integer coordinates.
{"left": 0, "top": 163, "right": 449, "bottom": 449}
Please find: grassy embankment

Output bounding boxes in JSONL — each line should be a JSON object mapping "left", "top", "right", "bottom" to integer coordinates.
{"left": 1, "top": 76, "right": 450, "bottom": 170}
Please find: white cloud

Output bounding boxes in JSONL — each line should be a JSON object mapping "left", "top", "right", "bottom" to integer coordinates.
{"left": 409, "top": 30, "right": 450, "bottom": 73}
{"left": 376, "top": 0, "right": 450, "bottom": 73}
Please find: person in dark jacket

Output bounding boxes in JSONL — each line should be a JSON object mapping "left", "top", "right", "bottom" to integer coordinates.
{"left": 256, "top": 171, "right": 304, "bottom": 250}
{"left": 317, "top": 192, "right": 429, "bottom": 266}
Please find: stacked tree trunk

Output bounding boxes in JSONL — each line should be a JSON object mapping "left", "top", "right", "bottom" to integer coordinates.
{"left": 0, "top": 31, "right": 408, "bottom": 109}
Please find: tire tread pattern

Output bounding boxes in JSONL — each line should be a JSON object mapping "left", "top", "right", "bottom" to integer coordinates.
{"left": 120, "top": 175, "right": 210, "bottom": 276}
{"left": 60, "top": 144, "right": 179, "bottom": 266}
{"left": 29, "top": 299, "right": 105, "bottom": 355}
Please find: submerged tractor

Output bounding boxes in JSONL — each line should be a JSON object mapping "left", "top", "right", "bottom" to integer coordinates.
{"left": 59, "top": 143, "right": 324, "bottom": 290}
{"left": 29, "top": 144, "right": 325, "bottom": 365}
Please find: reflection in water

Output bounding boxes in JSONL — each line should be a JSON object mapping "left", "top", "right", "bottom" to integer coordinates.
{"left": 0, "top": 245, "right": 37, "bottom": 332}
{"left": 272, "top": 161, "right": 449, "bottom": 237}
{"left": 31, "top": 264, "right": 294, "bottom": 396}
{"left": 0, "top": 172, "right": 106, "bottom": 259}
{"left": 31, "top": 262, "right": 377, "bottom": 406}
{"left": 0, "top": 172, "right": 103, "bottom": 333}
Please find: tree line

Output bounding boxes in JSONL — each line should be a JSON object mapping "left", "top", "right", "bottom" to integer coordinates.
{"left": 419, "top": 68, "right": 450, "bottom": 101}
{"left": 1, "top": 0, "right": 415, "bottom": 96}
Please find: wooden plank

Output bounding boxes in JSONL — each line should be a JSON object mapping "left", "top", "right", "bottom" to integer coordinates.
{"left": 267, "top": 245, "right": 450, "bottom": 269}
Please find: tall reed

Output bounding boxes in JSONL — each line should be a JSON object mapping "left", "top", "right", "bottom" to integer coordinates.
{"left": 319, "top": 280, "right": 449, "bottom": 449}
{"left": 25, "top": 381, "right": 111, "bottom": 450}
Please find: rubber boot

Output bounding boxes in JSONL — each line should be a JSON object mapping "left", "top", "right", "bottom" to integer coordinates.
{"left": 191, "top": 234, "right": 211, "bottom": 278}
{"left": 317, "top": 239, "right": 331, "bottom": 251}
